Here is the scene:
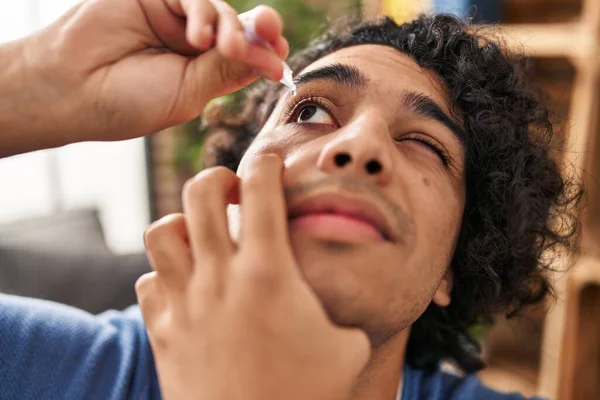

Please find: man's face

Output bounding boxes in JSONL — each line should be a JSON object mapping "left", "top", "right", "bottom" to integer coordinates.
{"left": 231, "top": 45, "right": 466, "bottom": 343}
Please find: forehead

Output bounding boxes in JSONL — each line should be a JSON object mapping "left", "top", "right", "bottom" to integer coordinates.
{"left": 297, "top": 44, "right": 455, "bottom": 116}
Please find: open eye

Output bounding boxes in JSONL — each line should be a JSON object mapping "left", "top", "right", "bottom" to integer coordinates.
{"left": 296, "top": 104, "right": 335, "bottom": 126}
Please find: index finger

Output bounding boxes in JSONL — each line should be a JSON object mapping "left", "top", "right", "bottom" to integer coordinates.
{"left": 239, "top": 154, "right": 290, "bottom": 255}
{"left": 238, "top": 5, "right": 287, "bottom": 58}
{"left": 161, "top": 0, "right": 217, "bottom": 51}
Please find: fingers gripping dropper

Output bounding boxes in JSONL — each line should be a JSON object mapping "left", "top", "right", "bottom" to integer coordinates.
{"left": 241, "top": 20, "right": 297, "bottom": 95}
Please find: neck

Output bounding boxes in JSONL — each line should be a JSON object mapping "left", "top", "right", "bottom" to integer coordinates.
{"left": 349, "top": 329, "right": 409, "bottom": 400}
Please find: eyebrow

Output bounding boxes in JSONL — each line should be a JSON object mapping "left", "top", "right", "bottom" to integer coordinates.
{"left": 294, "top": 63, "right": 367, "bottom": 90}
{"left": 402, "top": 91, "right": 465, "bottom": 147}
{"left": 293, "top": 63, "right": 465, "bottom": 146}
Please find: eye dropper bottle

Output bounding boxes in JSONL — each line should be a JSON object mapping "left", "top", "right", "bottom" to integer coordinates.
{"left": 241, "top": 20, "right": 297, "bottom": 95}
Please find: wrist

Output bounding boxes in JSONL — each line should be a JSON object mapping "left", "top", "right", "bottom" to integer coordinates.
{"left": 0, "top": 31, "right": 75, "bottom": 157}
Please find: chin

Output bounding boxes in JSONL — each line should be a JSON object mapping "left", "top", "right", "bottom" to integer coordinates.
{"left": 290, "top": 235, "right": 417, "bottom": 342}
{"left": 291, "top": 236, "right": 373, "bottom": 326}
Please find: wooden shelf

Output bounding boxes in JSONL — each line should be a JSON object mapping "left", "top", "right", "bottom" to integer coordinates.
{"left": 570, "top": 256, "right": 600, "bottom": 289}
{"left": 504, "top": 0, "right": 582, "bottom": 24}
{"left": 479, "top": 360, "right": 539, "bottom": 398}
{"left": 477, "top": 23, "right": 595, "bottom": 60}
{"left": 557, "top": 256, "right": 600, "bottom": 399}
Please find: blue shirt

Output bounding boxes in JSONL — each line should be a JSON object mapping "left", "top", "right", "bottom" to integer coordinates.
{"left": 0, "top": 294, "right": 540, "bottom": 400}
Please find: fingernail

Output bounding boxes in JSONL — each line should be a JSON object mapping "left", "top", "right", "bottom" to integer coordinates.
{"left": 277, "top": 37, "right": 290, "bottom": 58}
{"left": 240, "top": 17, "right": 259, "bottom": 44}
{"left": 251, "top": 68, "right": 280, "bottom": 82}
{"left": 200, "top": 25, "right": 214, "bottom": 47}
{"left": 251, "top": 68, "right": 272, "bottom": 81}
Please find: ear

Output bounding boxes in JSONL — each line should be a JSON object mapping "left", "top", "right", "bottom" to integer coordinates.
{"left": 432, "top": 268, "right": 453, "bottom": 307}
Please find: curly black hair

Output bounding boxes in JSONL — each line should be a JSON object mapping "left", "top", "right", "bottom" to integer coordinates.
{"left": 200, "top": 14, "right": 582, "bottom": 373}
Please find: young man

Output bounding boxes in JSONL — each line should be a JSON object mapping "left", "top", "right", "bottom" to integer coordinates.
{"left": 137, "top": 14, "right": 582, "bottom": 400}
{"left": 0, "top": 0, "right": 580, "bottom": 399}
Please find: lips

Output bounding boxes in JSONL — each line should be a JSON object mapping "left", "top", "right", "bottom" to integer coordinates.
{"left": 287, "top": 192, "right": 396, "bottom": 242}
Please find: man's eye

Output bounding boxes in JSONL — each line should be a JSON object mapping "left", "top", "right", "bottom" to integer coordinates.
{"left": 395, "top": 135, "right": 451, "bottom": 166}
{"left": 296, "top": 105, "right": 334, "bottom": 125}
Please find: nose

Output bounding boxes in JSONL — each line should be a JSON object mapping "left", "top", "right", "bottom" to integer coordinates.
{"left": 317, "top": 112, "right": 393, "bottom": 185}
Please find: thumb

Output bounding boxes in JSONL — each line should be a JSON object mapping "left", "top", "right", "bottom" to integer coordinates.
{"left": 337, "top": 327, "right": 372, "bottom": 378}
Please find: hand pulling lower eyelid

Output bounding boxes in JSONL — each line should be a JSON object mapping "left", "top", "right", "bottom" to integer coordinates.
{"left": 241, "top": 19, "right": 297, "bottom": 95}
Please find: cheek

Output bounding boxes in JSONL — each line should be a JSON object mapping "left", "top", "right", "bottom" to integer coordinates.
{"left": 238, "top": 126, "right": 311, "bottom": 177}
{"left": 408, "top": 167, "right": 463, "bottom": 234}
{"left": 406, "top": 172, "right": 464, "bottom": 276}
{"left": 291, "top": 240, "right": 410, "bottom": 323}
{"left": 237, "top": 140, "right": 276, "bottom": 177}
{"left": 424, "top": 191, "right": 461, "bottom": 237}
{"left": 291, "top": 239, "right": 448, "bottom": 338}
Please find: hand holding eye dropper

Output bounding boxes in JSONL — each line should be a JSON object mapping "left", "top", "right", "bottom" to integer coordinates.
{"left": 240, "top": 18, "right": 297, "bottom": 95}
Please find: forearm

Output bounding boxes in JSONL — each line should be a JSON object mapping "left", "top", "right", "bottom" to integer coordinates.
{"left": 0, "top": 35, "right": 72, "bottom": 158}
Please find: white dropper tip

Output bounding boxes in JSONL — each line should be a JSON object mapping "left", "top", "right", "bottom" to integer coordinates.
{"left": 280, "top": 62, "right": 297, "bottom": 95}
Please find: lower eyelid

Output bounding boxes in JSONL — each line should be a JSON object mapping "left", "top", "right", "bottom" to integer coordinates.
{"left": 286, "top": 122, "right": 336, "bottom": 134}
{"left": 396, "top": 137, "right": 450, "bottom": 164}
{"left": 284, "top": 96, "right": 338, "bottom": 125}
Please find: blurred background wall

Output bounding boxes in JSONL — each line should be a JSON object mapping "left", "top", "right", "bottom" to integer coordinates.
{"left": 0, "top": 0, "right": 151, "bottom": 255}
